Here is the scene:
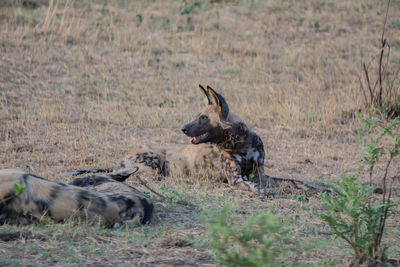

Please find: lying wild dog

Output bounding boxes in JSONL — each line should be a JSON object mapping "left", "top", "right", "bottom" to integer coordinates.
{"left": 125, "top": 85, "right": 328, "bottom": 195}
{"left": 119, "top": 85, "right": 274, "bottom": 193}
{"left": 69, "top": 85, "right": 327, "bottom": 195}
{"left": 0, "top": 169, "right": 153, "bottom": 227}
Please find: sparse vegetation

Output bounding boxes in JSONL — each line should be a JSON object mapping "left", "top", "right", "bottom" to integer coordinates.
{"left": 159, "top": 184, "right": 191, "bottom": 205}
{"left": 318, "top": 176, "right": 395, "bottom": 265}
{"left": 0, "top": 0, "right": 399, "bottom": 266}
{"left": 203, "top": 205, "right": 298, "bottom": 267}
{"left": 315, "top": 113, "right": 399, "bottom": 265}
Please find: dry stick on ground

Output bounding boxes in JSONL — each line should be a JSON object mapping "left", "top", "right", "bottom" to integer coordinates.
{"left": 267, "top": 176, "right": 331, "bottom": 195}
{"left": 134, "top": 174, "right": 165, "bottom": 199}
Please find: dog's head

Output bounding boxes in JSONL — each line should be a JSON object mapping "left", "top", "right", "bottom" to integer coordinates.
{"left": 181, "top": 85, "right": 230, "bottom": 144}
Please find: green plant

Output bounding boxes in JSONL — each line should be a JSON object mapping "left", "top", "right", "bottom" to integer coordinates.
{"left": 180, "top": 1, "right": 201, "bottom": 15}
{"left": 296, "top": 194, "right": 308, "bottom": 202}
{"left": 203, "top": 205, "right": 297, "bottom": 267}
{"left": 318, "top": 176, "right": 395, "bottom": 265}
{"left": 316, "top": 113, "right": 399, "bottom": 265}
{"left": 159, "top": 185, "right": 191, "bottom": 205}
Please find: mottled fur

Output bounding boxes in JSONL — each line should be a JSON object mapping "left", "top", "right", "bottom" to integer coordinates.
{"left": 123, "top": 143, "right": 222, "bottom": 180}
{"left": 0, "top": 169, "right": 153, "bottom": 227}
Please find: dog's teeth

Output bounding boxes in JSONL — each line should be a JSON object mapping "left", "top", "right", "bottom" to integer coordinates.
{"left": 190, "top": 134, "right": 206, "bottom": 143}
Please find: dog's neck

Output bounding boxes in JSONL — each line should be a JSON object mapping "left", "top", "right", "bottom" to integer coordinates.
{"left": 215, "top": 122, "right": 249, "bottom": 152}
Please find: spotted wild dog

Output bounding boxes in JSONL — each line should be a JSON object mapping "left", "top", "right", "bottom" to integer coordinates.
{"left": 179, "top": 85, "right": 272, "bottom": 192}
{"left": 117, "top": 85, "right": 275, "bottom": 193}
{"left": 65, "top": 85, "right": 271, "bottom": 192}
{"left": 0, "top": 169, "right": 153, "bottom": 227}
{"left": 67, "top": 85, "right": 327, "bottom": 195}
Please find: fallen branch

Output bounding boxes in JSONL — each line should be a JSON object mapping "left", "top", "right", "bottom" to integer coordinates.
{"left": 135, "top": 174, "right": 165, "bottom": 199}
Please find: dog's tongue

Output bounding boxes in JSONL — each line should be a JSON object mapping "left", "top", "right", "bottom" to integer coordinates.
{"left": 190, "top": 136, "right": 200, "bottom": 143}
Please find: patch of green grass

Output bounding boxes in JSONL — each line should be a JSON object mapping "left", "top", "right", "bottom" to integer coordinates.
{"left": 113, "top": 223, "right": 167, "bottom": 246}
{"left": 391, "top": 20, "right": 400, "bottom": 29}
{"left": 160, "top": 184, "right": 191, "bottom": 205}
{"left": 42, "top": 251, "right": 58, "bottom": 263}
{"left": 185, "top": 232, "right": 209, "bottom": 248}
{"left": 0, "top": 258, "right": 25, "bottom": 266}
{"left": 180, "top": 2, "right": 202, "bottom": 15}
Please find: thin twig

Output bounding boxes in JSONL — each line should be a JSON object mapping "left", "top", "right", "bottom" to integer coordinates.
{"left": 375, "top": 155, "right": 394, "bottom": 247}
{"left": 378, "top": 0, "right": 391, "bottom": 107}
{"left": 378, "top": 39, "right": 386, "bottom": 106}
{"left": 359, "top": 73, "right": 369, "bottom": 105}
{"left": 135, "top": 174, "right": 165, "bottom": 199}
{"left": 363, "top": 63, "right": 373, "bottom": 104}
{"left": 377, "top": 176, "right": 396, "bottom": 247}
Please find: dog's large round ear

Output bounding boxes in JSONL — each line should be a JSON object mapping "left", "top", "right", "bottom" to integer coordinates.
{"left": 199, "top": 84, "right": 212, "bottom": 105}
{"left": 207, "top": 86, "right": 230, "bottom": 119}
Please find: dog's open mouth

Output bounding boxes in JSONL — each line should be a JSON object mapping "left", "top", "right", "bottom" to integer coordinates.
{"left": 190, "top": 133, "right": 208, "bottom": 144}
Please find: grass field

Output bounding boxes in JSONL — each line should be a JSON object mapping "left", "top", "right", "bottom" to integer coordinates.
{"left": 0, "top": 0, "right": 399, "bottom": 266}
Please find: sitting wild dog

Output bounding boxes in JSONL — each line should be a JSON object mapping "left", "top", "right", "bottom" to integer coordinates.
{"left": 180, "top": 85, "right": 271, "bottom": 192}
{"left": 0, "top": 169, "right": 153, "bottom": 227}
{"left": 122, "top": 85, "right": 274, "bottom": 192}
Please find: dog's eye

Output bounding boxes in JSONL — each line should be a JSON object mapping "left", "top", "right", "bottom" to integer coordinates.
{"left": 200, "top": 115, "right": 208, "bottom": 120}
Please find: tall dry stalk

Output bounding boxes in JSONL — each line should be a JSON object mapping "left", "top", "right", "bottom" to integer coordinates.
{"left": 359, "top": 0, "right": 400, "bottom": 119}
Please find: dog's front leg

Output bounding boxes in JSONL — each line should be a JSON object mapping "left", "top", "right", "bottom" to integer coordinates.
{"left": 221, "top": 156, "right": 259, "bottom": 193}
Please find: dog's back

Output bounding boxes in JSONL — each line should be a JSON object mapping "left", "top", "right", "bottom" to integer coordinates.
{"left": 0, "top": 169, "right": 153, "bottom": 227}
{"left": 123, "top": 143, "right": 223, "bottom": 180}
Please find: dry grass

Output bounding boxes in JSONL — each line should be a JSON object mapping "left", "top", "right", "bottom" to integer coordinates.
{"left": 0, "top": 0, "right": 399, "bottom": 266}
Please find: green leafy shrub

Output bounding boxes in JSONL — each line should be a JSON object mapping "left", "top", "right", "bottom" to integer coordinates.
{"left": 317, "top": 113, "right": 399, "bottom": 265}
{"left": 319, "top": 176, "right": 395, "bottom": 265}
{"left": 203, "top": 206, "right": 297, "bottom": 267}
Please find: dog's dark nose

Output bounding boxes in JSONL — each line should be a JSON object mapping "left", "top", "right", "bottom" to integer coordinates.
{"left": 181, "top": 127, "right": 188, "bottom": 134}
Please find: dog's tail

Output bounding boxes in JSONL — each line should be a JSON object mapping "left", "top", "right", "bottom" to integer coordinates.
{"left": 61, "top": 168, "right": 113, "bottom": 177}
{"left": 62, "top": 167, "right": 139, "bottom": 182}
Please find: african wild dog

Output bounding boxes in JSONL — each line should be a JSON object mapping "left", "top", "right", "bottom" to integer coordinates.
{"left": 121, "top": 85, "right": 274, "bottom": 192}
{"left": 180, "top": 85, "right": 272, "bottom": 192}
{"left": 0, "top": 169, "right": 153, "bottom": 227}
{"left": 67, "top": 85, "right": 326, "bottom": 195}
